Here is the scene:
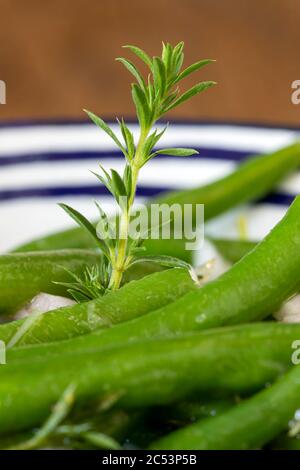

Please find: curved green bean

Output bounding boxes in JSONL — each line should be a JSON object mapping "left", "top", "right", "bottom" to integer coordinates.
{"left": 0, "top": 246, "right": 169, "bottom": 314}
{"left": 114, "top": 194, "right": 300, "bottom": 337}
{"left": 4, "top": 195, "right": 300, "bottom": 351}
{"left": 0, "top": 250, "right": 102, "bottom": 314}
{"left": 0, "top": 268, "right": 195, "bottom": 345}
{"left": 50, "top": 195, "right": 300, "bottom": 352}
{"left": 209, "top": 237, "right": 256, "bottom": 263}
{"left": 150, "top": 363, "right": 300, "bottom": 450}
{"left": 0, "top": 322, "right": 300, "bottom": 435}
{"left": 155, "top": 143, "right": 300, "bottom": 220}
{"left": 13, "top": 143, "right": 300, "bottom": 256}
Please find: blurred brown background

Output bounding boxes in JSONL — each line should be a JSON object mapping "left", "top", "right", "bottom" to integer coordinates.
{"left": 0, "top": 0, "right": 299, "bottom": 124}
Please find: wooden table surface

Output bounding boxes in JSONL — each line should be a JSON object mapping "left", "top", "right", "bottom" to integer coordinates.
{"left": 0, "top": 0, "right": 299, "bottom": 125}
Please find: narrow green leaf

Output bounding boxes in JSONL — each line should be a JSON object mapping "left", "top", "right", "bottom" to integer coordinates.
{"left": 152, "top": 56, "right": 167, "bottom": 97}
{"left": 110, "top": 169, "right": 127, "bottom": 198}
{"left": 174, "top": 51, "right": 184, "bottom": 75}
{"left": 123, "top": 164, "right": 132, "bottom": 198}
{"left": 59, "top": 203, "right": 109, "bottom": 256}
{"left": 94, "top": 201, "right": 109, "bottom": 221}
{"left": 173, "top": 41, "right": 184, "bottom": 57}
{"left": 142, "top": 125, "right": 168, "bottom": 163}
{"left": 152, "top": 124, "right": 168, "bottom": 145}
{"left": 123, "top": 45, "right": 153, "bottom": 69}
{"left": 131, "top": 84, "right": 150, "bottom": 129}
{"left": 171, "top": 42, "right": 184, "bottom": 75}
{"left": 90, "top": 170, "right": 112, "bottom": 195}
{"left": 129, "top": 255, "right": 191, "bottom": 270}
{"left": 147, "top": 75, "right": 155, "bottom": 107}
{"left": 173, "top": 59, "right": 215, "bottom": 84}
{"left": 164, "top": 81, "right": 216, "bottom": 113}
{"left": 95, "top": 201, "right": 115, "bottom": 245}
{"left": 151, "top": 89, "right": 162, "bottom": 120}
{"left": 118, "top": 118, "right": 135, "bottom": 159}
{"left": 162, "top": 42, "right": 173, "bottom": 75}
{"left": 151, "top": 147, "right": 199, "bottom": 158}
{"left": 57, "top": 265, "right": 83, "bottom": 284}
{"left": 57, "top": 280, "right": 89, "bottom": 297}
{"left": 92, "top": 164, "right": 120, "bottom": 198}
{"left": 143, "top": 129, "right": 158, "bottom": 158}
{"left": 68, "top": 289, "right": 91, "bottom": 303}
{"left": 59, "top": 203, "right": 97, "bottom": 239}
{"left": 162, "top": 89, "right": 179, "bottom": 109}
{"left": 99, "top": 164, "right": 111, "bottom": 182}
{"left": 57, "top": 262, "right": 109, "bottom": 302}
{"left": 84, "top": 110, "right": 127, "bottom": 156}
{"left": 116, "top": 58, "right": 146, "bottom": 91}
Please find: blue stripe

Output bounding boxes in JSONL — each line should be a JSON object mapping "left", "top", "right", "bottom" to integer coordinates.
{"left": 260, "top": 193, "right": 296, "bottom": 206}
{"left": 0, "top": 185, "right": 164, "bottom": 201}
{"left": 0, "top": 147, "right": 255, "bottom": 167}
{"left": 0, "top": 183, "right": 295, "bottom": 206}
{"left": 0, "top": 117, "right": 299, "bottom": 131}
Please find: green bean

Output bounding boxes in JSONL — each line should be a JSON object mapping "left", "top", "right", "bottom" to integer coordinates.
{"left": 0, "top": 268, "right": 196, "bottom": 345}
{"left": 50, "top": 195, "right": 300, "bottom": 352}
{"left": 4, "top": 194, "right": 300, "bottom": 351}
{"left": 150, "top": 363, "right": 300, "bottom": 450}
{"left": 153, "top": 146, "right": 300, "bottom": 222}
{"left": 0, "top": 322, "right": 299, "bottom": 435}
{"left": 0, "top": 250, "right": 102, "bottom": 314}
{"left": 0, "top": 246, "right": 167, "bottom": 314}
{"left": 13, "top": 143, "right": 300, "bottom": 255}
{"left": 0, "top": 249, "right": 163, "bottom": 314}
{"left": 209, "top": 237, "right": 256, "bottom": 263}
{"left": 112, "top": 194, "right": 300, "bottom": 338}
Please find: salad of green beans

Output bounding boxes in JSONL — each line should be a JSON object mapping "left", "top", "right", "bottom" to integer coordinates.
{"left": 1, "top": 141, "right": 300, "bottom": 450}
{"left": 2, "top": 43, "right": 300, "bottom": 451}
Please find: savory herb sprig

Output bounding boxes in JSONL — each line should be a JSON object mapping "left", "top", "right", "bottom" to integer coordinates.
{"left": 60, "top": 42, "right": 215, "bottom": 299}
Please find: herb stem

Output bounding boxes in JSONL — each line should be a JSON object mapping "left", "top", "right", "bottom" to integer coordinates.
{"left": 59, "top": 43, "right": 216, "bottom": 299}
{"left": 109, "top": 211, "right": 129, "bottom": 290}
{"left": 109, "top": 128, "right": 149, "bottom": 290}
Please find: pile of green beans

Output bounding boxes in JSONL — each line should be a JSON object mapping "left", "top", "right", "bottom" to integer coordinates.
{"left": 128, "top": 194, "right": 300, "bottom": 335}
{"left": 151, "top": 363, "right": 300, "bottom": 450}
{"left": 1, "top": 323, "right": 300, "bottom": 435}
{"left": 6, "top": 194, "right": 299, "bottom": 353}
{"left": 0, "top": 250, "right": 167, "bottom": 314}
{"left": 0, "top": 193, "right": 298, "bottom": 355}
{"left": 1, "top": 142, "right": 300, "bottom": 449}
{"left": 0, "top": 268, "right": 196, "bottom": 345}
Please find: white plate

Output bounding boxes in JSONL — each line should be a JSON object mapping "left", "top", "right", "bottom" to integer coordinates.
{"left": 0, "top": 120, "right": 299, "bottom": 252}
